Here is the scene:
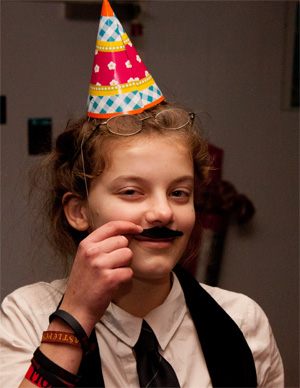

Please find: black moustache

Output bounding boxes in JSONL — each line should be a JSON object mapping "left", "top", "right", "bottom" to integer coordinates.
{"left": 138, "top": 227, "right": 183, "bottom": 239}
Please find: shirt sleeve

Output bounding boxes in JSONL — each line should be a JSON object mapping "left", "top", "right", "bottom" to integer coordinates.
{"left": 0, "top": 282, "right": 64, "bottom": 388}
{"left": 243, "top": 297, "right": 284, "bottom": 387}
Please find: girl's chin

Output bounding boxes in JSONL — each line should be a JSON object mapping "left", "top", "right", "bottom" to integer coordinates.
{"left": 130, "top": 262, "right": 177, "bottom": 281}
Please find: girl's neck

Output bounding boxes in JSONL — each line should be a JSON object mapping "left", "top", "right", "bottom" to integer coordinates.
{"left": 112, "top": 274, "right": 172, "bottom": 318}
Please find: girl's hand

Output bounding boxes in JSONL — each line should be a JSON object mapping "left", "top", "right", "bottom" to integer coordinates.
{"left": 58, "top": 221, "right": 142, "bottom": 335}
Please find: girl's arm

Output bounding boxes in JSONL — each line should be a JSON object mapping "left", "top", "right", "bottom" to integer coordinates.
{"left": 1, "top": 221, "right": 141, "bottom": 388}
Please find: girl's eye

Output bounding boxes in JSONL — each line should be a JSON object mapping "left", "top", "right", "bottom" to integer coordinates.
{"left": 118, "top": 188, "right": 143, "bottom": 198}
{"left": 171, "top": 190, "right": 189, "bottom": 198}
{"left": 122, "top": 189, "right": 137, "bottom": 196}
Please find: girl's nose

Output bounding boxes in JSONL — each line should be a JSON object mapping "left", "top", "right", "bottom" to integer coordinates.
{"left": 145, "top": 196, "right": 174, "bottom": 226}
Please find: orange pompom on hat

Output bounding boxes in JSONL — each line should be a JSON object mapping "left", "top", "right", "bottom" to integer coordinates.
{"left": 87, "top": 0, "right": 164, "bottom": 118}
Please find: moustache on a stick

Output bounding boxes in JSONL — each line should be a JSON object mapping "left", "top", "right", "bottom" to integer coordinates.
{"left": 137, "top": 227, "right": 183, "bottom": 239}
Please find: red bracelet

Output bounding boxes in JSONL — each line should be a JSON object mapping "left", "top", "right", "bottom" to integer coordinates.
{"left": 25, "top": 362, "right": 74, "bottom": 387}
{"left": 42, "top": 331, "right": 81, "bottom": 348}
{"left": 25, "top": 364, "right": 53, "bottom": 388}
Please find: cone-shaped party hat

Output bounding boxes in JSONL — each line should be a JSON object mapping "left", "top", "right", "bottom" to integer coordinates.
{"left": 87, "top": 0, "right": 164, "bottom": 118}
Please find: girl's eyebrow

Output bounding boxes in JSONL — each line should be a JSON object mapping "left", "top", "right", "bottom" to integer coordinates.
{"left": 172, "top": 176, "right": 194, "bottom": 185}
{"left": 111, "top": 176, "right": 147, "bottom": 185}
{"left": 111, "top": 175, "right": 194, "bottom": 185}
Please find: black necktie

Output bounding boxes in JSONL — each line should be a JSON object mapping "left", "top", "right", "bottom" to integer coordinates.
{"left": 134, "top": 320, "right": 180, "bottom": 388}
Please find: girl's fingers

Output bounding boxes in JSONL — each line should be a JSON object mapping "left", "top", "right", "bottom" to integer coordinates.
{"left": 106, "top": 247, "right": 133, "bottom": 269}
{"left": 78, "top": 235, "right": 132, "bottom": 265}
{"left": 86, "top": 221, "right": 142, "bottom": 244}
{"left": 110, "top": 266, "right": 133, "bottom": 283}
{"left": 97, "top": 235, "right": 129, "bottom": 254}
{"left": 84, "top": 246, "right": 133, "bottom": 270}
{"left": 75, "top": 235, "right": 134, "bottom": 271}
{"left": 80, "top": 235, "right": 129, "bottom": 260}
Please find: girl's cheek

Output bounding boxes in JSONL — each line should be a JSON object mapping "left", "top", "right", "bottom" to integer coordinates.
{"left": 104, "top": 207, "right": 142, "bottom": 224}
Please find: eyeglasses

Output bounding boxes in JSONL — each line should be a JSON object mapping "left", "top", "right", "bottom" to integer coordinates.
{"left": 72, "top": 108, "right": 195, "bottom": 165}
{"left": 101, "top": 109, "right": 195, "bottom": 136}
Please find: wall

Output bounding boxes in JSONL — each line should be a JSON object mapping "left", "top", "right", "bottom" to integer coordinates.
{"left": 1, "top": 1, "right": 299, "bottom": 386}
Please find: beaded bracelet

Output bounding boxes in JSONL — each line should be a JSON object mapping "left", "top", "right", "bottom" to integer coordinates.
{"left": 34, "top": 347, "right": 80, "bottom": 386}
{"left": 49, "top": 310, "right": 90, "bottom": 355}
{"left": 42, "top": 331, "right": 81, "bottom": 348}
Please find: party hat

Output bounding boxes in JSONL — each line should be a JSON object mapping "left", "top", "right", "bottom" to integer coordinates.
{"left": 87, "top": 0, "right": 164, "bottom": 118}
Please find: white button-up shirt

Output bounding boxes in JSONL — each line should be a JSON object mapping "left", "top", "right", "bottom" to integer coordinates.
{"left": 0, "top": 274, "right": 284, "bottom": 387}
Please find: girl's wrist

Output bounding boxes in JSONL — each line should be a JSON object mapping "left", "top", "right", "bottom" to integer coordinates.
{"left": 38, "top": 341, "right": 83, "bottom": 382}
{"left": 52, "top": 304, "right": 99, "bottom": 338}
{"left": 49, "top": 310, "right": 90, "bottom": 355}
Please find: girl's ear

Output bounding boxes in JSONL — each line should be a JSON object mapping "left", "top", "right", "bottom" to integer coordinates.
{"left": 63, "top": 192, "right": 89, "bottom": 231}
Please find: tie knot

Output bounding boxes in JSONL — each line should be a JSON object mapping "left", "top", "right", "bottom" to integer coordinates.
{"left": 135, "top": 321, "right": 158, "bottom": 354}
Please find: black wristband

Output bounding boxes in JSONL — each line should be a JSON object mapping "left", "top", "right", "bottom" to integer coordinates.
{"left": 34, "top": 347, "right": 80, "bottom": 385}
{"left": 30, "top": 357, "right": 70, "bottom": 387}
{"left": 49, "top": 310, "right": 90, "bottom": 355}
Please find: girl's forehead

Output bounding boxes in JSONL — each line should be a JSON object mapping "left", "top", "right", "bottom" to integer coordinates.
{"left": 104, "top": 133, "right": 189, "bottom": 160}
{"left": 100, "top": 134, "right": 193, "bottom": 178}
{"left": 103, "top": 131, "right": 189, "bottom": 153}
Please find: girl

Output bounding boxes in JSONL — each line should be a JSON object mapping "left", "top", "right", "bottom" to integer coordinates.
{"left": 1, "top": 102, "right": 284, "bottom": 387}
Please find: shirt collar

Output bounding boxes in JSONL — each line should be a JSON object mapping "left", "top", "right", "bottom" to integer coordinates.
{"left": 100, "top": 272, "right": 187, "bottom": 350}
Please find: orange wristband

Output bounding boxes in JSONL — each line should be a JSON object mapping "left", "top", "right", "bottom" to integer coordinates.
{"left": 41, "top": 331, "right": 81, "bottom": 348}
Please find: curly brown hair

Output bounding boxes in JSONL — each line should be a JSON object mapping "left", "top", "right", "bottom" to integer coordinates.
{"left": 33, "top": 102, "right": 211, "bottom": 269}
